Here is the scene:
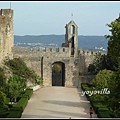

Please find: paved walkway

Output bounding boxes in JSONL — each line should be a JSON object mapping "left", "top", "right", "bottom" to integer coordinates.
{"left": 21, "top": 86, "right": 98, "bottom": 119}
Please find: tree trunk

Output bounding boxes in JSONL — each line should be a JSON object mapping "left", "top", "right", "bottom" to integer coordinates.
{"left": 14, "top": 97, "right": 17, "bottom": 103}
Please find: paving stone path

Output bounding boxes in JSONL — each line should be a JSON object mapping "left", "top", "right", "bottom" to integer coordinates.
{"left": 21, "top": 86, "right": 98, "bottom": 119}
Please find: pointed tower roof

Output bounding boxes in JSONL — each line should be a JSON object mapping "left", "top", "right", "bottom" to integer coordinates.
{"left": 67, "top": 20, "right": 78, "bottom": 28}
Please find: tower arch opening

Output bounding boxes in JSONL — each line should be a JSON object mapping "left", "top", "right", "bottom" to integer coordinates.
{"left": 70, "top": 25, "right": 75, "bottom": 34}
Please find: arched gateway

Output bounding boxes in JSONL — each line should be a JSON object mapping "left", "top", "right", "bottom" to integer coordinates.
{"left": 52, "top": 61, "right": 65, "bottom": 86}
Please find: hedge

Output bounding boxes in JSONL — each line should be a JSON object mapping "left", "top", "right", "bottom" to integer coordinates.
{"left": 6, "top": 96, "right": 28, "bottom": 118}
{"left": 81, "top": 83, "right": 88, "bottom": 91}
{"left": 81, "top": 83, "right": 93, "bottom": 101}
{"left": 0, "top": 111, "right": 9, "bottom": 118}
{"left": 0, "top": 88, "right": 33, "bottom": 118}
{"left": 6, "top": 109, "right": 22, "bottom": 118}
{"left": 5, "top": 98, "right": 10, "bottom": 104}
{"left": 91, "top": 101, "right": 106, "bottom": 114}
{"left": 0, "top": 104, "right": 10, "bottom": 118}
{"left": 97, "top": 107, "right": 111, "bottom": 118}
{"left": 81, "top": 83, "right": 114, "bottom": 118}
{"left": 5, "top": 104, "right": 13, "bottom": 109}
{"left": 85, "top": 94, "right": 92, "bottom": 101}
{"left": 23, "top": 88, "right": 33, "bottom": 100}
{"left": 12, "top": 96, "right": 28, "bottom": 112}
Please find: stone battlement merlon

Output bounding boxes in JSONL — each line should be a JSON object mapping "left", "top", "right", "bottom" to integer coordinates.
{"left": 0, "top": 9, "right": 13, "bottom": 17}
{"left": 0, "top": 9, "right": 13, "bottom": 24}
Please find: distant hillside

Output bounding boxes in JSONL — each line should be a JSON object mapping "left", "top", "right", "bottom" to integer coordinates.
{"left": 14, "top": 35, "right": 108, "bottom": 52}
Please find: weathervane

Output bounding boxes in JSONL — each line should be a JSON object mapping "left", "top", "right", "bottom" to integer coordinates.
{"left": 71, "top": 13, "right": 73, "bottom": 21}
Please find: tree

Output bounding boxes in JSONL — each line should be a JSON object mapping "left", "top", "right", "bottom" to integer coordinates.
{"left": 107, "top": 65, "right": 120, "bottom": 117}
{"left": 89, "top": 16, "right": 120, "bottom": 74}
{"left": 0, "top": 91, "right": 6, "bottom": 108}
{"left": 92, "top": 69, "right": 113, "bottom": 88}
{"left": 52, "top": 64, "right": 61, "bottom": 73}
{"left": 92, "top": 68, "right": 120, "bottom": 117}
{"left": 105, "top": 16, "right": 120, "bottom": 71}
{"left": 0, "top": 67, "right": 6, "bottom": 92}
{"left": 92, "top": 69, "right": 113, "bottom": 104}
{"left": 7, "top": 74, "right": 26, "bottom": 103}
{"left": 89, "top": 15, "right": 120, "bottom": 118}
{"left": 5, "top": 57, "right": 38, "bottom": 84}
{"left": 88, "top": 64, "right": 96, "bottom": 74}
{"left": 88, "top": 53, "right": 111, "bottom": 74}
{"left": 35, "top": 77, "right": 43, "bottom": 86}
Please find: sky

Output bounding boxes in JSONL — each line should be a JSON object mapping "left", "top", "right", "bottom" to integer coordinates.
{"left": 0, "top": 1, "right": 120, "bottom": 36}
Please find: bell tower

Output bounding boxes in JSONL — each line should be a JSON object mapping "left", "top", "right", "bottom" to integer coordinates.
{"left": 62, "top": 20, "right": 78, "bottom": 58}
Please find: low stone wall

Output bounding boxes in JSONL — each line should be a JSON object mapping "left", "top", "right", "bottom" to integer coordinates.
{"left": 78, "top": 75, "right": 95, "bottom": 86}
{"left": 30, "top": 85, "right": 41, "bottom": 91}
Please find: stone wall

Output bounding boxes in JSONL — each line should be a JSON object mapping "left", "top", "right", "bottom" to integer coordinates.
{"left": 78, "top": 49, "right": 106, "bottom": 74}
{"left": 12, "top": 46, "right": 79, "bottom": 87}
{"left": 12, "top": 46, "right": 99, "bottom": 87}
{"left": 78, "top": 49, "right": 96, "bottom": 73}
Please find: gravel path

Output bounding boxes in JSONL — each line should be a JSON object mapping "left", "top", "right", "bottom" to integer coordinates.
{"left": 21, "top": 86, "right": 98, "bottom": 119}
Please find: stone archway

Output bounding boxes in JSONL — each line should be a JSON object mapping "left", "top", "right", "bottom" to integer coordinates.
{"left": 52, "top": 62, "right": 65, "bottom": 86}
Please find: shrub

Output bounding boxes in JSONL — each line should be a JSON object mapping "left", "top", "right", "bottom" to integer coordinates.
{"left": 0, "top": 111, "right": 9, "bottom": 118}
{"left": 6, "top": 110, "right": 22, "bottom": 118}
{"left": 0, "top": 91, "right": 6, "bottom": 108}
{"left": 92, "top": 102, "right": 106, "bottom": 114}
{"left": 5, "top": 98, "right": 10, "bottom": 104}
{"left": 85, "top": 94, "right": 92, "bottom": 101}
{"left": 4, "top": 58, "right": 38, "bottom": 84}
{"left": 81, "top": 83, "right": 89, "bottom": 91}
{"left": 0, "top": 105, "right": 9, "bottom": 118}
{"left": 5, "top": 104, "right": 13, "bottom": 109}
{"left": 23, "top": 88, "right": 33, "bottom": 100}
{"left": 12, "top": 96, "right": 28, "bottom": 112}
{"left": 97, "top": 107, "right": 111, "bottom": 118}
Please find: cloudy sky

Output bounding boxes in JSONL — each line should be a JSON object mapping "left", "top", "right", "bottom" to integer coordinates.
{"left": 0, "top": 1, "right": 120, "bottom": 36}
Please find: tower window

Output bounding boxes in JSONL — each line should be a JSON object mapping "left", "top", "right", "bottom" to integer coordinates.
{"left": 63, "top": 48, "right": 65, "bottom": 52}
{"left": 50, "top": 48, "right": 52, "bottom": 52}
{"left": 70, "top": 25, "right": 75, "bottom": 34}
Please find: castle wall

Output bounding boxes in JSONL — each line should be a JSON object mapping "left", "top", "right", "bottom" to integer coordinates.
{"left": 12, "top": 46, "right": 79, "bottom": 86}
{"left": 12, "top": 46, "right": 99, "bottom": 86}
{"left": 0, "top": 9, "right": 14, "bottom": 62}
{"left": 78, "top": 49, "right": 106, "bottom": 74}
{"left": 78, "top": 49, "right": 96, "bottom": 73}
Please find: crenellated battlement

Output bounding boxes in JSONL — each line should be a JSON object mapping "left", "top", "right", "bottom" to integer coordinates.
{"left": 12, "top": 46, "right": 69, "bottom": 54}
{"left": 78, "top": 49, "right": 106, "bottom": 56}
{"left": 12, "top": 46, "right": 106, "bottom": 58}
